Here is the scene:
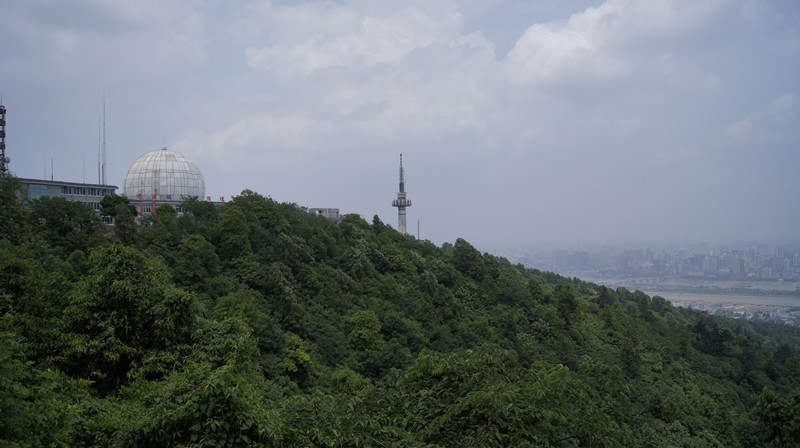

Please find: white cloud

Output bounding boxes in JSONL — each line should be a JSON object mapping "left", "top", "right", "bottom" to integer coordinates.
{"left": 504, "top": 1, "right": 626, "bottom": 83}
{"left": 653, "top": 148, "right": 698, "bottom": 165}
{"left": 245, "top": 4, "right": 468, "bottom": 75}
{"left": 768, "top": 93, "right": 795, "bottom": 115}
{"left": 740, "top": 0, "right": 761, "bottom": 24}
{"left": 503, "top": 0, "right": 729, "bottom": 85}
{"left": 612, "top": 114, "right": 643, "bottom": 136}
{"left": 654, "top": 53, "right": 723, "bottom": 91}
{"left": 723, "top": 116, "right": 754, "bottom": 142}
{"left": 53, "top": 30, "right": 79, "bottom": 52}
{"left": 174, "top": 114, "right": 319, "bottom": 165}
{"left": 722, "top": 93, "right": 797, "bottom": 143}
{"left": 3, "top": 0, "right": 799, "bottom": 245}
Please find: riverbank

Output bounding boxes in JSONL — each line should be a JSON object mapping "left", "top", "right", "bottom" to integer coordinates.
{"left": 645, "top": 291, "right": 799, "bottom": 326}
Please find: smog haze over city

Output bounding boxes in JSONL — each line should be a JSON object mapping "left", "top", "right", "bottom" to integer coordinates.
{"left": 1, "top": 0, "right": 798, "bottom": 249}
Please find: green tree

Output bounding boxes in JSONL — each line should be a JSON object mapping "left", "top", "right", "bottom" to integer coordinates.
{"left": 173, "top": 234, "right": 222, "bottom": 294}
{"left": 59, "top": 244, "right": 197, "bottom": 393}
{"left": 214, "top": 206, "right": 252, "bottom": 262}
{"left": 177, "top": 196, "right": 219, "bottom": 238}
{"left": 498, "top": 268, "right": 529, "bottom": 305}
{"left": 453, "top": 238, "right": 484, "bottom": 280}
{"left": 282, "top": 332, "right": 313, "bottom": 388}
{"left": 555, "top": 284, "right": 579, "bottom": 326}
{"left": 114, "top": 363, "right": 266, "bottom": 448}
{"left": 0, "top": 320, "right": 103, "bottom": 447}
{"left": 190, "top": 317, "right": 262, "bottom": 373}
{"left": 650, "top": 295, "right": 671, "bottom": 315}
{"left": 0, "top": 176, "right": 30, "bottom": 244}
{"left": 595, "top": 285, "right": 615, "bottom": 308}
{"left": 114, "top": 202, "right": 139, "bottom": 246}
{"left": 28, "top": 196, "right": 102, "bottom": 251}
{"left": 347, "top": 310, "right": 384, "bottom": 351}
{"left": 528, "top": 277, "right": 554, "bottom": 304}
{"left": 369, "top": 348, "right": 633, "bottom": 447}
{"left": 212, "top": 288, "right": 284, "bottom": 356}
{"left": 100, "top": 193, "right": 136, "bottom": 217}
{"left": 754, "top": 388, "right": 800, "bottom": 447}
{"left": 330, "top": 366, "right": 372, "bottom": 394}
{"left": 140, "top": 204, "right": 180, "bottom": 258}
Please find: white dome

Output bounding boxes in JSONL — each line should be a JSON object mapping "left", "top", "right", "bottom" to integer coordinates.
{"left": 123, "top": 147, "right": 205, "bottom": 200}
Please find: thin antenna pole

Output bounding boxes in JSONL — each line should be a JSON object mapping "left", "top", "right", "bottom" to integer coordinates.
{"left": 51, "top": 158, "right": 53, "bottom": 181}
{"left": 102, "top": 87, "right": 106, "bottom": 185}
{"left": 98, "top": 118, "right": 101, "bottom": 184}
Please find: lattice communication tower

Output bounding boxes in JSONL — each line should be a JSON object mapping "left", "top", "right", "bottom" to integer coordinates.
{"left": 0, "top": 103, "right": 8, "bottom": 175}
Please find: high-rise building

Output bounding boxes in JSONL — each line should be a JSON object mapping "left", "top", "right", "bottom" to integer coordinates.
{"left": 391, "top": 154, "right": 412, "bottom": 234}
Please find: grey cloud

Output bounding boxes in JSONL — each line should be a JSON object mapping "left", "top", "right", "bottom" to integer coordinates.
{"left": 1, "top": 0, "right": 798, "bottom": 246}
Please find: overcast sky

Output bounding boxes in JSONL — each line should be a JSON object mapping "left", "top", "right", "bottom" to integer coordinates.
{"left": 2, "top": 0, "right": 798, "bottom": 249}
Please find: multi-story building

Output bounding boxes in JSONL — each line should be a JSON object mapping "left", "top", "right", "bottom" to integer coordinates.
{"left": 20, "top": 178, "right": 117, "bottom": 211}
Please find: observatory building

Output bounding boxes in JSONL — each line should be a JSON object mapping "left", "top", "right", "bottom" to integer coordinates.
{"left": 122, "top": 147, "right": 205, "bottom": 214}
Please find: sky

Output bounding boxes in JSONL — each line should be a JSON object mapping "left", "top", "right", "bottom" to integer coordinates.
{"left": 1, "top": 0, "right": 799, "bottom": 249}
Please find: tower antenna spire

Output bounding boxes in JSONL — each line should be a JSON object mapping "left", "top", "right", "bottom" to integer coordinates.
{"left": 399, "top": 153, "right": 404, "bottom": 192}
{"left": 391, "top": 153, "right": 412, "bottom": 234}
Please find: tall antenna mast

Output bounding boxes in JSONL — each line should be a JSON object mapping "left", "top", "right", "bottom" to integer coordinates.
{"left": 101, "top": 87, "right": 107, "bottom": 185}
{"left": 97, "top": 118, "right": 101, "bottom": 184}
{"left": 391, "top": 153, "right": 412, "bottom": 234}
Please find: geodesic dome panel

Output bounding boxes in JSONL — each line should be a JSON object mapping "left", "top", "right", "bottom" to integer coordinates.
{"left": 123, "top": 147, "right": 205, "bottom": 200}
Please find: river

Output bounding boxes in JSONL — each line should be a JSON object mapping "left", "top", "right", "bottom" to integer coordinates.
{"left": 644, "top": 291, "right": 800, "bottom": 308}
{"left": 572, "top": 275, "right": 800, "bottom": 308}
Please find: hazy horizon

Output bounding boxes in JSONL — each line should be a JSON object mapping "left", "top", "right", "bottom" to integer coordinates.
{"left": 2, "top": 0, "right": 798, "bottom": 248}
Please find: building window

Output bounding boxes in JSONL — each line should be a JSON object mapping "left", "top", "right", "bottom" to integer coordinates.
{"left": 28, "top": 184, "right": 54, "bottom": 200}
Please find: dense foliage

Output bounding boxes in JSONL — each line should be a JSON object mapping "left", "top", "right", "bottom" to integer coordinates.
{"left": 2, "top": 178, "right": 800, "bottom": 447}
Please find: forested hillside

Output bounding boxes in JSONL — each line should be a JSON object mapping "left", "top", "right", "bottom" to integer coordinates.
{"left": 2, "top": 177, "right": 800, "bottom": 447}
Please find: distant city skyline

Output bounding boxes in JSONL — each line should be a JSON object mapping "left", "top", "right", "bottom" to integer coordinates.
{"left": 497, "top": 240, "right": 800, "bottom": 281}
{"left": 1, "top": 1, "right": 798, "bottom": 246}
